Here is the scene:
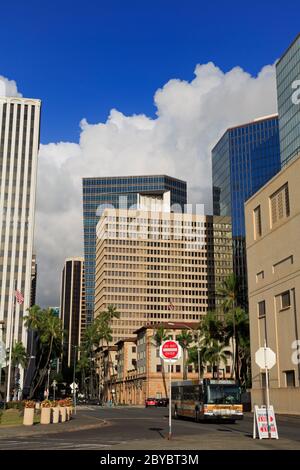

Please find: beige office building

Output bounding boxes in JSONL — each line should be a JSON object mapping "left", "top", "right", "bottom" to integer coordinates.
{"left": 95, "top": 192, "right": 232, "bottom": 343}
{"left": 245, "top": 155, "right": 300, "bottom": 414}
{"left": 0, "top": 96, "right": 41, "bottom": 349}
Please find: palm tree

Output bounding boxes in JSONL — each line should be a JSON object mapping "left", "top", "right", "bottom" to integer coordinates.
{"left": 153, "top": 325, "right": 170, "bottom": 399}
{"left": 199, "top": 311, "right": 224, "bottom": 345}
{"left": 98, "top": 320, "right": 115, "bottom": 402}
{"left": 224, "top": 307, "right": 250, "bottom": 384}
{"left": 101, "top": 304, "right": 120, "bottom": 325}
{"left": 23, "top": 305, "right": 43, "bottom": 391}
{"left": 81, "top": 322, "right": 102, "bottom": 399}
{"left": 217, "top": 274, "right": 240, "bottom": 380}
{"left": 76, "top": 351, "right": 89, "bottom": 397}
{"left": 202, "top": 341, "right": 231, "bottom": 379}
{"left": 96, "top": 305, "right": 120, "bottom": 403}
{"left": 177, "top": 330, "right": 193, "bottom": 380}
{"left": 24, "top": 307, "right": 63, "bottom": 398}
{"left": 9, "top": 341, "right": 28, "bottom": 400}
{"left": 188, "top": 345, "right": 206, "bottom": 377}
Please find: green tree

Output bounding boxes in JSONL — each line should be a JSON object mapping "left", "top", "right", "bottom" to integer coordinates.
{"left": 176, "top": 330, "right": 193, "bottom": 380}
{"left": 202, "top": 341, "right": 231, "bottom": 379}
{"left": 217, "top": 274, "right": 240, "bottom": 380}
{"left": 9, "top": 341, "right": 28, "bottom": 400}
{"left": 96, "top": 305, "right": 120, "bottom": 403}
{"left": 81, "top": 322, "right": 102, "bottom": 399}
{"left": 24, "top": 306, "right": 63, "bottom": 398}
{"left": 224, "top": 307, "right": 250, "bottom": 385}
{"left": 76, "top": 351, "right": 89, "bottom": 397}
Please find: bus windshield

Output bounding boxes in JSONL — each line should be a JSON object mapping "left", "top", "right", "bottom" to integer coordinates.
{"left": 207, "top": 385, "right": 241, "bottom": 404}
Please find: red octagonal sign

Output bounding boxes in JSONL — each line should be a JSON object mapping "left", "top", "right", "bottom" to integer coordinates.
{"left": 160, "top": 340, "right": 180, "bottom": 360}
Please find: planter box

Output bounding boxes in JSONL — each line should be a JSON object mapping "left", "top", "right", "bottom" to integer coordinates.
{"left": 40, "top": 407, "right": 51, "bottom": 424}
{"left": 52, "top": 407, "right": 59, "bottom": 424}
{"left": 23, "top": 408, "right": 34, "bottom": 426}
{"left": 59, "top": 407, "right": 66, "bottom": 422}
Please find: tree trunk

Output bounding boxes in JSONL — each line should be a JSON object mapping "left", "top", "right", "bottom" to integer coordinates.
{"left": 183, "top": 348, "right": 187, "bottom": 380}
{"left": 31, "top": 336, "right": 53, "bottom": 398}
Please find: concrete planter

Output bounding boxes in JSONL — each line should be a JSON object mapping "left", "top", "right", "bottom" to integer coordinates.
{"left": 52, "top": 407, "right": 59, "bottom": 424}
{"left": 40, "top": 407, "right": 51, "bottom": 424}
{"left": 59, "top": 406, "right": 66, "bottom": 422}
{"left": 23, "top": 408, "right": 34, "bottom": 426}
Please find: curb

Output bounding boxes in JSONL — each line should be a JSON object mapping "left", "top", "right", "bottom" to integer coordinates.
{"left": 0, "top": 418, "right": 108, "bottom": 439}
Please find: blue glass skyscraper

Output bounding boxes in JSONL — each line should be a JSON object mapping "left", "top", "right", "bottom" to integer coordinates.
{"left": 82, "top": 175, "right": 187, "bottom": 324}
{"left": 276, "top": 33, "right": 300, "bottom": 167}
{"left": 212, "top": 115, "right": 281, "bottom": 306}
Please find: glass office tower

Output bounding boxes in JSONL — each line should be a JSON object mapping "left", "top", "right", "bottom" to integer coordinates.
{"left": 212, "top": 115, "right": 281, "bottom": 306}
{"left": 276, "top": 33, "right": 300, "bottom": 167}
{"left": 82, "top": 175, "right": 187, "bottom": 324}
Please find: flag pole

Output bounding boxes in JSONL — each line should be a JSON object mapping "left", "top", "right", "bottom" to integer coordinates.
{"left": 6, "top": 280, "right": 16, "bottom": 402}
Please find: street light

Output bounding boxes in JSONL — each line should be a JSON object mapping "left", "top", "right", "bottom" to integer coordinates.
{"left": 168, "top": 322, "right": 201, "bottom": 382}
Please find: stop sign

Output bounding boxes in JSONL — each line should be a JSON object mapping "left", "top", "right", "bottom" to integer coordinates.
{"left": 160, "top": 340, "right": 181, "bottom": 361}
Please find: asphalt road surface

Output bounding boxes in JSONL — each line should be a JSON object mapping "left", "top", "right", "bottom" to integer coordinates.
{"left": 0, "top": 406, "right": 300, "bottom": 450}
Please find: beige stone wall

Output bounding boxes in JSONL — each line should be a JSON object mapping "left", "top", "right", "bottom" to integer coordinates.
{"left": 245, "top": 155, "right": 300, "bottom": 414}
{"left": 95, "top": 208, "right": 232, "bottom": 344}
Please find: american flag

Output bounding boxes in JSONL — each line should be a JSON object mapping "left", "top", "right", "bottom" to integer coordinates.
{"left": 15, "top": 289, "right": 24, "bottom": 305}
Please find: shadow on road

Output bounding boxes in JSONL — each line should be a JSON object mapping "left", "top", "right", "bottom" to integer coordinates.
{"left": 149, "top": 427, "right": 165, "bottom": 439}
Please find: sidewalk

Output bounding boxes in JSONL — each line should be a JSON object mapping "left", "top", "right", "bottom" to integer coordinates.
{"left": 0, "top": 410, "right": 107, "bottom": 439}
{"left": 112, "top": 433, "right": 300, "bottom": 450}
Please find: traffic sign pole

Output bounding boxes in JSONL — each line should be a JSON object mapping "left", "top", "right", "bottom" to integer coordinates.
{"left": 168, "top": 364, "right": 172, "bottom": 439}
{"left": 159, "top": 340, "right": 182, "bottom": 441}
{"left": 264, "top": 341, "right": 271, "bottom": 437}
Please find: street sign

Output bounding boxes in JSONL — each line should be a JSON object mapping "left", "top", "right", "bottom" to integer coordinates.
{"left": 255, "top": 346, "right": 276, "bottom": 370}
{"left": 70, "top": 382, "right": 78, "bottom": 390}
{"left": 160, "top": 340, "right": 181, "bottom": 362}
{"left": 0, "top": 341, "right": 5, "bottom": 366}
{"left": 253, "top": 405, "right": 278, "bottom": 439}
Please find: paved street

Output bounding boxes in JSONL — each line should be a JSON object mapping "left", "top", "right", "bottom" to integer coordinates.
{"left": 0, "top": 406, "right": 300, "bottom": 450}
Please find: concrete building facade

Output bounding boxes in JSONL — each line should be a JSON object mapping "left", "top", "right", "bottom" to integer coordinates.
{"left": 60, "top": 257, "right": 86, "bottom": 369}
{"left": 99, "top": 323, "right": 232, "bottom": 405}
{"left": 95, "top": 193, "right": 232, "bottom": 344}
{"left": 245, "top": 155, "right": 300, "bottom": 414}
{"left": 82, "top": 175, "right": 187, "bottom": 326}
{"left": 0, "top": 96, "right": 41, "bottom": 350}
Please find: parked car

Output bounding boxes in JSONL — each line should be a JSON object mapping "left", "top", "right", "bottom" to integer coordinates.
{"left": 145, "top": 397, "right": 158, "bottom": 407}
{"left": 156, "top": 398, "right": 169, "bottom": 407}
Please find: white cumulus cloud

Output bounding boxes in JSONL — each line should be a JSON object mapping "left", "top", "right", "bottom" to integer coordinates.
{"left": 8, "top": 62, "right": 279, "bottom": 307}
{"left": 0, "top": 75, "right": 22, "bottom": 97}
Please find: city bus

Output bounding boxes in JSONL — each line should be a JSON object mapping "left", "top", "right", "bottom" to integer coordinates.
{"left": 172, "top": 379, "right": 243, "bottom": 422}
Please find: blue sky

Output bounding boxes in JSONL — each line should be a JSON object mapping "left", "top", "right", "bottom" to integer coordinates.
{"left": 1, "top": 0, "right": 299, "bottom": 143}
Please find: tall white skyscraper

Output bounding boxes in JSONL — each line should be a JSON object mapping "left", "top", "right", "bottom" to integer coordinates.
{"left": 0, "top": 96, "right": 41, "bottom": 350}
